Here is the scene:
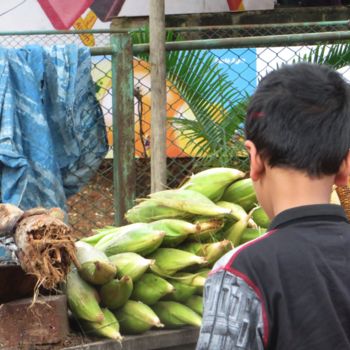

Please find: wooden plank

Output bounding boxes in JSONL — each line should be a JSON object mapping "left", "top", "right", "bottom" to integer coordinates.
{"left": 63, "top": 327, "right": 199, "bottom": 350}
{"left": 0, "top": 295, "right": 69, "bottom": 348}
{"left": 149, "top": 0, "right": 167, "bottom": 192}
{"left": 111, "top": 33, "right": 136, "bottom": 225}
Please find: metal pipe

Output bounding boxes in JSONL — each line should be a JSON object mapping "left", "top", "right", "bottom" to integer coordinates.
{"left": 167, "top": 20, "right": 350, "bottom": 32}
{"left": 0, "top": 29, "right": 130, "bottom": 36}
{"left": 150, "top": 0, "right": 167, "bottom": 192}
{"left": 90, "top": 46, "right": 116, "bottom": 56}
{"left": 133, "top": 30, "right": 350, "bottom": 53}
{"left": 111, "top": 34, "right": 135, "bottom": 226}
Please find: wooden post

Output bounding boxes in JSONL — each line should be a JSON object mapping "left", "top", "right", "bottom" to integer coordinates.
{"left": 150, "top": 0, "right": 167, "bottom": 192}
{"left": 111, "top": 34, "right": 135, "bottom": 225}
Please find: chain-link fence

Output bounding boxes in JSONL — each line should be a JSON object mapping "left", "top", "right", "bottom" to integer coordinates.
{"left": 132, "top": 23, "right": 350, "bottom": 197}
{"left": 1, "top": 23, "right": 350, "bottom": 237}
{"left": 0, "top": 32, "right": 116, "bottom": 238}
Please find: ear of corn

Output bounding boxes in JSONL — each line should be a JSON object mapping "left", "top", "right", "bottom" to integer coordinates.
{"left": 79, "top": 261, "right": 117, "bottom": 286}
{"left": 81, "top": 224, "right": 148, "bottom": 246}
{"left": 162, "top": 279, "right": 197, "bottom": 302}
{"left": 216, "top": 201, "right": 247, "bottom": 222}
{"left": 185, "top": 295, "right": 203, "bottom": 316}
{"left": 150, "top": 248, "right": 206, "bottom": 276}
{"left": 109, "top": 253, "right": 154, "bottom": 281}
{"left": 152, "top": 301, "right": 202, "bottom": 328}
{"left": 149, "top": 190, "right": 232, "bottom": 217}
{"left": 180, "top": 167, "right": 245, "bottom": 202}
{"left": 125, "top": 200, "right": 190, "bottom": 223}
{"left": 170, "top": 272, "right": 206, "bottom": 289}
{"left": 66, "top": 268, "right": 104, "bottom": 323}
{"left": 252, "top": 207, "right": 270, "bottom": 228}
{"left": 80, "top": 308, "right": 122, "bottom": 340}
{"left": 188, "top": 217, "right": 225, "bottom": 242}
{"left": 222, "top": 178, "right": 257, "bottom": 211}
{"left": 149, "top": 219, "right": 199, "bottom": 247}
{"left": 115, "top": 300, "right": 164, "bottom": 334}
{"left": 80, "top": 229, "right": 116, "bottom": 246}
{"left": 223, "top": 213, "right": 251, "bottom": 246}
{"left": 93, "top": 223, "right": 149, "bottom": 249}
{"left": 100, "top": 276, "right": 133, "bottom": 310}
{"left": 95, "top": 226, "right": 165, "bottom": 256}
{"left": 180, "top": 240, "right": 232, "bottom": 265}
{"left": 240, "top": 227, "right": 266, "bottom": 245}
{"left": 132, "top": 273, "right": 175, "bottom": 305}
{"left": 75, "top": 241, "right": 117, "bottom": 285}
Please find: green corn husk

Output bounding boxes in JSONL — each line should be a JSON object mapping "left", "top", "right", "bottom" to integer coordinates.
{"left": 109, "top": 252, "right": 154, "bottom": 281}
{"left": 152, "top": 301, "right": 202, "bottom": 328}
{"left": 95, "top": 226, "right": 165, "bottom": 256}
{"left": 197, "top": 268, "right": 210, "bottom": 279}
{"left": 75, "top": 241, "right": 116, "bottom": 285}
{"left": 66, "top": 268, "right": 104, "bottom": 323}
{"left": 223, "top": 215, "right": 251, "bottom": 247}
{"left": 180, "top": 240, "right": 232, "bottom": 266}
{"left": 188, "top": 217, "right": 225, "bottom": 242}
{"left": 217, "top": 202, "right": 251, "bottom": 246}
{"left": 162, "top": 279, "right": 197, "bottom": 302}
{"left": 150, "top": 248, "right": 206, "bottom": 276}
{"left": 216, "top": 201, "right": 247, "bottom": 222}
{"left": 94, "top": 223, "right": 149, "bottom": 249}
{"left": 252, "top": 207, "right": 271, "bottom": 228}
{"left": 149, "top": 219, "right": 199, "bottom": 247}
{"left": 164, "top": 272, "right": 206, "bottom": 302}
{"left": 180, "top": 167, "right": 245, "bottom": 202}
{"left": 80, "top": 308, "right": 122, "bottom": 340}
{"left": 148, "top": 190, "right": 232, "bottom": 217}
{"left": 222, "top": 178, "right": 257, "bottom": 212}
{"left": 132, "top": 273, "right": 175, "bottom": 305}
{"left": 81, "top": 223, "right": 146, "bottom": 246}
{"left": 185, "top": 295, "right": 204, "bottom": 316}
{"left": 240, "top": 227, "right": 266, "bottom": 245}
{"left": 115, "top": 300, "right": 164, "bottom": 334}
{"left": 125, "top": 200, "right": 190, "bottom": 223}
{"left": 195, "top": 268, "right": 211, "bottom": 295}
{"left": 100, "top": 276, "right": 133, "bottom": 310}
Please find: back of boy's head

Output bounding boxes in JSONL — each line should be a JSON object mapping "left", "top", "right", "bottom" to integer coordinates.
{"left": 245, "top": 63, "right": 350, "bottom": 177}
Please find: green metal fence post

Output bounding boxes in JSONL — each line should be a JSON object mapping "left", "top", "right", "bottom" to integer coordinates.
{"left": 111, "top": 33, "right": 135, "bottom": 226}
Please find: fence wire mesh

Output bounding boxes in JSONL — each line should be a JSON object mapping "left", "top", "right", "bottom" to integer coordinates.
{"left": 0, "top": 32, "right": 114, "bottom": 237}
{"left": 1, "top": 24, "right": 350, "bottom": 236}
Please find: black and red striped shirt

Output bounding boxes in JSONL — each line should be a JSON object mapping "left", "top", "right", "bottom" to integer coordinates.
{"left": 197, "top": 204, "right": 350, "bottom": 350}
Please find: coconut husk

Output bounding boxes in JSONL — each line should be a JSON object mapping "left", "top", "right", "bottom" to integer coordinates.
{"left": 0, "top": 204, "right": 24, "bottom": 236}
{"left": 12, "top": 209, "right": 79, "bottom": 291}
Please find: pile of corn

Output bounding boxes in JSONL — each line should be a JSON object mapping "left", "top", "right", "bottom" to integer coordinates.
{"left": 66, "top": 168, "right": 270, "bottom": 340}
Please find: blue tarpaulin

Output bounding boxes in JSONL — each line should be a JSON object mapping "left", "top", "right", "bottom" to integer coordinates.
{"left": 0, "top": 44, "right": 108, "bottom": 211}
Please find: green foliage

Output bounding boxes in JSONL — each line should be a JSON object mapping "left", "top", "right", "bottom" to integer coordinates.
{"left": 296, "top": 42, "right": 350, "bottom": 69}
{"left": 132, "top": 28, "right": 249, "bottom": 170}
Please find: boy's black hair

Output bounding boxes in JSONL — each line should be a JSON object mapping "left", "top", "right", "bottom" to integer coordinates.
{"left": 245, "top": 63, "right": 350, "bottom": 176}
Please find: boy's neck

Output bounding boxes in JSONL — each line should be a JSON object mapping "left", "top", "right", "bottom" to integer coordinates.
{"left": 265, "top": 168, "right": 334, "bottom": 218}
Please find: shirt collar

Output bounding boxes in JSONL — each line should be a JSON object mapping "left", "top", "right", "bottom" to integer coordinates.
{"left": 268, "top": 204, "right": 348, "bottom": 230}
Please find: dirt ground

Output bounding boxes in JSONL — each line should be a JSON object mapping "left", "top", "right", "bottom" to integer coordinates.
{"left": 66, "top": 158, "right": 196, "bottom": 239}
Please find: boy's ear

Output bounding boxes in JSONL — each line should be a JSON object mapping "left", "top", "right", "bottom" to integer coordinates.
{"left": 334, "top": 150, "right": 350, "bottom": 186}
{"left": 245, "top": 140, "right": 265, "bottom": 181}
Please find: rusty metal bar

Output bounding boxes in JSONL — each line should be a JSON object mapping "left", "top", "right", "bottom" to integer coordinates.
{"left": 133, "top": 30, "right": 350, "bottom": 53}
{"left": 111, "top": 34, "right": 135, "bottom": 226}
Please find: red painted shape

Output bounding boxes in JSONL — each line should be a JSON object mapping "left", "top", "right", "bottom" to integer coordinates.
{"left": 38, "top": 0, "right": 94, "bottom": 30}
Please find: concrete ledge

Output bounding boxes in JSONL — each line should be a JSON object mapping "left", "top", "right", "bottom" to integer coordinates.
{"left": 64, "top": 327, "right": 199, "bottom": 350}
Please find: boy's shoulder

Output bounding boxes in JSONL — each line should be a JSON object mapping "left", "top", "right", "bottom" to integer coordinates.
{"left": 212, "top": 228, "right": 279, "bottom": 275}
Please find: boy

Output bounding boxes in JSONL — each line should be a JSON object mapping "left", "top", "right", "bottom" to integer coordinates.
{"left": 196, "top": 63, "right": 350, "bottom": 350}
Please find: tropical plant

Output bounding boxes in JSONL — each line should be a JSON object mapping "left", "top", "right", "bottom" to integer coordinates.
{"left": 131, "top": 28, "right": 250, "bottom": 171}
{"left": 296, "top": 42, "right": 350, "bottom": 69}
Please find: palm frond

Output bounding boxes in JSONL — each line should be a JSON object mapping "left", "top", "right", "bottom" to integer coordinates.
{"left": 132, "top": 28, "right": 247, "bottom": 163}
{"left": 296, "top": 42, "right": 350, "bottom": 69}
